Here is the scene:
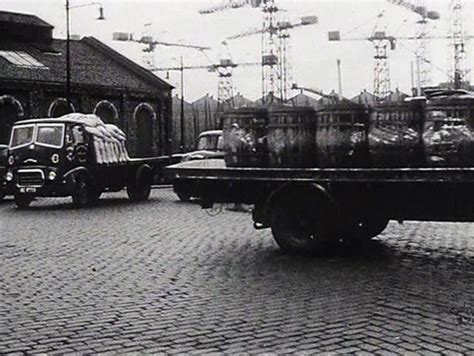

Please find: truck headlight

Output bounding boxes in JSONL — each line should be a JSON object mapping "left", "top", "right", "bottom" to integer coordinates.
{"left": 48, "top": 171, "right": 57, "bottom": 181}
{"left": 8, "top": 155, "right": 14, "bottom": 166}
{"left": 5, "top": 171, "right": 13, "bottom": 182}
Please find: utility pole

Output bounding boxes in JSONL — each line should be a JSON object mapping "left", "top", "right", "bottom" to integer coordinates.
{"left": 180, "top": 56, "right": 185, "bottom": 152}
{"left": 336, "top": 59, "right": 342, "bottom": 97}
{"left": 66, "top": 0, "right": 71, "bottom": 107}
{"left": 65, "top": 0, "right": 105, "bottom": 108}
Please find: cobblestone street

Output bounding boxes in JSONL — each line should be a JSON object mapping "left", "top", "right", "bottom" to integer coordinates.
{"left": 1, "top": 188, "right": 473, "bottom": 354}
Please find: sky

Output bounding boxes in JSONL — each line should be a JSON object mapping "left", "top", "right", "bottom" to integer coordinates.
{"left": 1, "top": 0, "right": 473, "bottom": 101}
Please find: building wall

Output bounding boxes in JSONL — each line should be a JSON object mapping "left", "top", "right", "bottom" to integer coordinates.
{"left": 0, "top": 80, "right": 172, "bottom": 157}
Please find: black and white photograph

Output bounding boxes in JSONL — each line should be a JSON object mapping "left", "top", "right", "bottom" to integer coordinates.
{"left": 1, "top": 0, "right": 473, "bottom": 354}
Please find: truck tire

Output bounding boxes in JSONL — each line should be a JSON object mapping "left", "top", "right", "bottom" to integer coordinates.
{"left": 72, "top": 174, "right": 93, "bottom": 208}
{"left": 270, "top": 188, "right": 337, "bottom": 255}
{"left": 127, "top": 168, "right": 152, "bottom": 201}
{"left": 345, "top": 215, "right": 389, "bottom": 241}
{"left": 174, "top": 182, "right": 193, "bottom": 202}
{"left": 15, "top": 193, "right": 34, "bottom": 209}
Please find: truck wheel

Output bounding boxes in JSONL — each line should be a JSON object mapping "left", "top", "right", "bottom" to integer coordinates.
{"left": 72, "top": 175, "right": 92, "bottom": 208}
{"left": 346, "top": 215, "right": 389, "bottom": 241}
{"left": 15, "top": 193, "right": 34, "bottom": 209}
{"left": 174, "top": 182, "right": 193, "bottom": 202}
{"left": 270, "top": 189, "right": 336, "bottom": 255}
{"left": 127, "top": 169, "right": 152, "bottom": 201}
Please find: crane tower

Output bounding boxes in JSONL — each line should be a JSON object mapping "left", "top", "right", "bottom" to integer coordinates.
{"left": 451, "top": 0, "right": 470, "bottom": 89}
{"left": 261, "top": 0, "right": 281, "bottom": 102}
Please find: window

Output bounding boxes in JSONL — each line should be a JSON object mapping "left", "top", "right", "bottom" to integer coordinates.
{"left": 0, "top": 50, "right": 47, "bottom": 68}
{"left": 9, "top": 125, "right": 35, "bottom": 149}
{"left": 35, "top": 124, "right": 65, "bottom": 148}
{"left": 72, "top": 125, "right": 85, "bottom": 144}
{"left": 197, "top": 134, "right": 222, "bottom": 151}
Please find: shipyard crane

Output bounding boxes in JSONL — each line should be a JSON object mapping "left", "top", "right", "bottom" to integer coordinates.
{"left": 227, "top": 14, "right": 317, "bottom": 103}
{"left": 329, "top": 27, "right": 396, "bottom": 100}
{"left": 199, "top": 0, "right": 261, "bottom": 14}
{"left": 152, "top": 57, "right": 260, "bottom": 108}
{"left": 385, "top": 0, "right": 440, "bottom": 92}
{"left": 112, "top": 29, "right": 211, "bottom": 70}
{"left": 199, "top": 0, "right": 317, "bottom": 103}
{"left": 450, "top": 0, "right": 470, "bottom": 89}
{"left": 329, "top": 30, "right": 474, "bottom": 99}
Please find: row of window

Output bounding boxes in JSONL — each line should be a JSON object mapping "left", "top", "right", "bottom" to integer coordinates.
{"left": 0, "top": 95, "right": 157, "bottom": 125}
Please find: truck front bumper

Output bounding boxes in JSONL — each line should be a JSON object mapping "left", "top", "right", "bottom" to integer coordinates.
{"left": 6, "top": 167, "right": 75, "bottom": 197}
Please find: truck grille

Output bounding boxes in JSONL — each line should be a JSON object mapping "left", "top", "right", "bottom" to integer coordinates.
{"left": 17, "top": 169, "right": 44, "bottom": 187}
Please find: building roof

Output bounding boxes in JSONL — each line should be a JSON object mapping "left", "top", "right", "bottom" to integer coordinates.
{"left": 288, "top": 92, "right": 321, "bottom": 109}
{"left": 351, "top": 89, "right": 378, "bottom": 105}
{"left": 0, "top": 11, "right": 53, "bottom": 28}
{"left": 231, "top": 93, "right": 254, "bottom": 108}
{"left": 0, "top": 36, "right": 173, "bottom": 92}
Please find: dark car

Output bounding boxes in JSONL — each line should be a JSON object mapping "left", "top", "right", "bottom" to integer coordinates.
{"left": 173, "top": 130, "right": 224, "bottom": 201}
{"left": 0, "top": 144, "right": 8, "bottom": 200}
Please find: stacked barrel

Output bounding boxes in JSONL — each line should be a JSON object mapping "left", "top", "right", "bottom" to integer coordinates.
{"left": 221, "top": 90, "right": 474, "bottom": 169}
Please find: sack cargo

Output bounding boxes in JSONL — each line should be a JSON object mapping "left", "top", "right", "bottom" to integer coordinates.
{"left": 423, "top": 92, "right": 474, "bottom": 167}
{"left": 267, "top": 105, "right": 317, "bottom": 168}
{"left": 315, "top": 103, "right": 369, "bottom": 168}
{"left": 368, "top": 101, "right": 424, "bottom": 167}
{"left": 222, "top": 107, "right": 269, "bottom": 167}
{"left": 61, "top": 113, "right": 130, "bottom": 164}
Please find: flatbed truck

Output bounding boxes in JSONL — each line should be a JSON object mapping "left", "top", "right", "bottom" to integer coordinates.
{"left": 167, "top": 159, "right": 474, "bottom": 254}
{"left": 5, "top": 116, "right": 176, "bottom": 208}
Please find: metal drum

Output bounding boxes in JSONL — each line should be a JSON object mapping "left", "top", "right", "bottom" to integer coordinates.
{"left": 267, "top": 105, "right": 317, "bottom": 168}
{"left": 423, "top": 91, "right": 474, "bottom": 167}
{"left": 222, "top": 107, "right": 268, "bottom": 167}
{"left": 316, "top": 103, "right": 369, "bottom": 168}
{"left": 368, "top": 101, "right": 424, "bottom": 167}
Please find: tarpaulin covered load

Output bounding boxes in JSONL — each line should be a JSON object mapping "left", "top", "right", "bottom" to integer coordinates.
{"left": 61, "top": 113, "right": 130, "bottom": 164}
{"left": 423, "top": 91, "right": 474, "bottom": 167}
{"left": 316, "top": 102, "right": 369, "bottom": 168}
{"left": 368, "top": 101, "right": 424, "bottom": 167}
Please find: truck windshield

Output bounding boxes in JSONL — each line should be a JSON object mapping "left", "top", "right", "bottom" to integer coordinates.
{"left": 9, "top": 124, "right": 35, "bottom": 149}
{"left": 36, "top": 124, "right": 64, "bottom": 148}
{"left": 197, "top": 134, "right": 222, "bottom": 151}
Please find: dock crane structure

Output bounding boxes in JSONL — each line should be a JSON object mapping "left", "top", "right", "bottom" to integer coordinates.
{"left": 386, "top": 0, "right": 440, "bottom": 92}
{"left": 200, "top": 0, "right": 317, "bottom": 104}
{"left": 153, "top": 57, "right": 260, "bottom": 109}
{"left": 112, "top": 29, "right": 211, "bottom": 70}
{"left": 450, "top": 0, "right": 470, "bottom": 89}
{"left": 329, "top": 24, "right": 397, "bottom": 101}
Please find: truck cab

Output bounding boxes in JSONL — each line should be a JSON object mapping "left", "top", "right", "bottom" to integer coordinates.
{"left": 173, "top": 130, "right": 224, "bottom": 201}
{"left": 181, "top": 130, "right": 224, "bottom": 162}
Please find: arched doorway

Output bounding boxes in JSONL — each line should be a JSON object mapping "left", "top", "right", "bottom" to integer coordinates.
{"left": 94, "top": 100, "right": 119, "bottom": 124}
{"left": 0, "top": 95, "right": 24, "bottom": 144}
{"left": 134, "top": 103, "right": 155, "bottom": 157}
{"left": 48, "top": 98, "right": 75, "bottom": 118}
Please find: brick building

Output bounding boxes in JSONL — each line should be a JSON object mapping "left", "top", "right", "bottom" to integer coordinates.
{"left": 0, "top": 10, "right": 173, "bottom": 157}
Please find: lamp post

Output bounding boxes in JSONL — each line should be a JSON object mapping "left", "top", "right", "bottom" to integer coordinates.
{"left": 65, "top": 0, "right": 105, "bottom": 108}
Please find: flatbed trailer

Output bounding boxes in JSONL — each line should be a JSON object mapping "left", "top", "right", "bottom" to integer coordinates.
{"left": 167, "top": 159, "right": 474, "bottom": 254}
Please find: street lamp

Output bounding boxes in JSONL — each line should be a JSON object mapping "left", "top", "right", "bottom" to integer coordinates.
{"left": 65, "top": 0, "right": 105, "bottom": 108}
